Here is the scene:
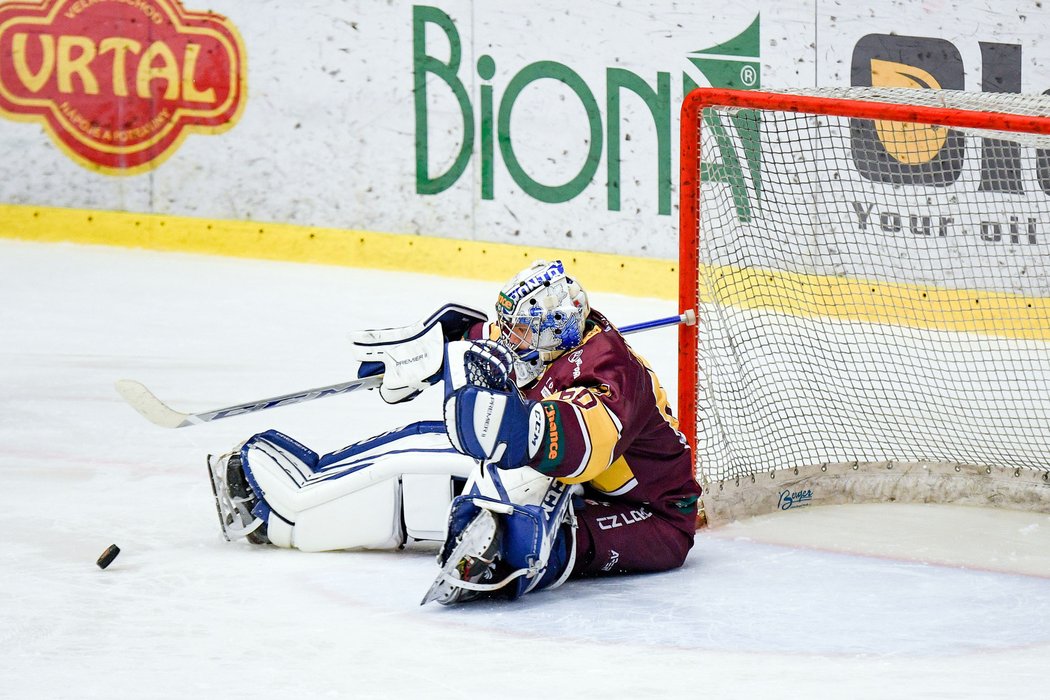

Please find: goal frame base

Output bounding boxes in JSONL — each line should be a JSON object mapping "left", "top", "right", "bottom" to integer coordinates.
{"left": 701, "top": 461, "right": 1050, "bottom": 527}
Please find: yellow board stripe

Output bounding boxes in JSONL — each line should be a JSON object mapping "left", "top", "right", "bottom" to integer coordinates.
{"left": 703, "top": 263, "right": 1050, "bottom": 342}
{"left": 0, "top": 203, "right": 677, "bottom": 299}
{"left": 3, "top": 203, "right": 1048, "bottom": 342}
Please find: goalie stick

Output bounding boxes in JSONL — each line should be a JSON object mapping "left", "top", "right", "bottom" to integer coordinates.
{"left": 115, "top": 375, "right": 384, "bottom": 429}
{"left": 116, "top": 310, "right": 696, "bottom": 429}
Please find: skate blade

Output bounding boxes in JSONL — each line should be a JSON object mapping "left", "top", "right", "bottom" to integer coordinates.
{"left": 207, "top": 454, "right": 264, "bottom": 542}
{"left": 206, "top": 454, "right": 233, "bottom": 542}
{"left": 420, "top": 510, "right": 498, "bottom": 606}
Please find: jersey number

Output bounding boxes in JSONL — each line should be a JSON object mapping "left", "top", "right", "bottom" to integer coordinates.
{"left": 557, "top": 387, "right": 598, "bottom": 410}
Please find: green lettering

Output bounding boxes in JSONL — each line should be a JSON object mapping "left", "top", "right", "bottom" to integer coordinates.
{"left": 478, "top": 55, "right": 496, "bottom": 200}
{"left": 606, "top": 68, "right": 671, "bottom": 214}
{"left": 498, "top": 61, "right": 602, "bottom": 204}
{"left": 684, "top": 74, "right": 760, "bottom": 222}
{"left": 412, "top": 6, "right": 474, "bottom": 195}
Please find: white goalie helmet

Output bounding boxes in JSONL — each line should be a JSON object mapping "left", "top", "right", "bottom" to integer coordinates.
{"left": 496, "top": 260, "right": 590, "bottom": 384}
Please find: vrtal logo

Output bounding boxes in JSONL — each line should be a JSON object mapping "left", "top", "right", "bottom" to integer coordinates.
{"left": 0, "top": 0, "right": 247, "bottom": 174}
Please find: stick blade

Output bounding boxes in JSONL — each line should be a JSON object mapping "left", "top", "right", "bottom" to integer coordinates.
{"left": 114, "top": 379, "right": 194, "bottom": 429}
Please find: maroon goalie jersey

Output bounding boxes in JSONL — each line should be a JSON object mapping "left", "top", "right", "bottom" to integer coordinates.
{"left": 519, "top": 309, "right": 701, "bottom": 576}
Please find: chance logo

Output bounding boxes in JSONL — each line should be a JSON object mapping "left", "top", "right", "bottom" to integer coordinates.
{"left": 0, "top": 0, "right": 246, "bottom": 174}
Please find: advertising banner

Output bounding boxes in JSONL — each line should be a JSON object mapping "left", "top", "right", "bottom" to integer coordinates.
{"left": 1, "top": 1, "right": 1049, "bottom": 267}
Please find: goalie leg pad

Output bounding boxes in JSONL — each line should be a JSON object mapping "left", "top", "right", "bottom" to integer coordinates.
{"left": 402, "top": 473, "right": 459, "bottom": 541}
{"left": 421, "top": 466, "right": 578, "bottom": 605}
{"left": 237, "top": 421, "right": 477, "bottom": 552}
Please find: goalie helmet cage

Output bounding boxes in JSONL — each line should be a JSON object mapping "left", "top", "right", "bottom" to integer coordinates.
{"left": 678, "top": 87, "right": 1050, "bottom": 526}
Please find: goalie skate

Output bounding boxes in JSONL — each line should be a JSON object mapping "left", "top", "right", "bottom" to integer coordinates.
{"left": 207, "top": 452, "right": 269, "bottom": 544}
{"left": 420, "top": 508, "right": 514, "bottom": 606}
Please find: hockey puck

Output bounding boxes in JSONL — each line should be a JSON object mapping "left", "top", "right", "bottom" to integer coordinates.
{"left": 96, "top": 544, "right": 120, "bottom": 569}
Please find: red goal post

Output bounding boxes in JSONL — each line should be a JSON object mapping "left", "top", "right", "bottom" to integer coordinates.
{"left": 678, "top": 88, "right": 1050, "bottom": 526}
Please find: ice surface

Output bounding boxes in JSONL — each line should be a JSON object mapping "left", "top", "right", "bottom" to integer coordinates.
{"left": 3, "top": 239, "right": 1049, "bottom": 699}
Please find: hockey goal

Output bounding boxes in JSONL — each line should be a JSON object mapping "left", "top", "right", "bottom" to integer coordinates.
{"left": 678, "top": 88, "right": 1050, "bottom": 525}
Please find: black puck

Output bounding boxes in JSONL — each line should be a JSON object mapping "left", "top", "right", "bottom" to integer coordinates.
{"left": 96, "top": 544, "right": 120, "bottom": 569}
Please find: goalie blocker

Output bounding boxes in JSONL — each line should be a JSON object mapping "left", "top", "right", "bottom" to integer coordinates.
{"left": 208, "top": 260, "right": 701, "bottom": 605}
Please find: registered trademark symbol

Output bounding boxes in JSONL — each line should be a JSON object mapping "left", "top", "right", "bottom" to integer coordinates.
{"left": 740, "top": 64, "right": 757, "bottom": 87}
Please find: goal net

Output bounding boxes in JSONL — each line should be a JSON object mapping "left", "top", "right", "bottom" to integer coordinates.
{"left": 679, "top": 88, "right": 1050, "bottom": 525}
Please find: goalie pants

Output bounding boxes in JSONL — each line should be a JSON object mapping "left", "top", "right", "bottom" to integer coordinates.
{"left": 570, "top": 497, "right": 695, "bottom": 577}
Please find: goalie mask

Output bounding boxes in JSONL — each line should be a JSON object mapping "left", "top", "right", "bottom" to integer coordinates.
{"left": 496, "top": 260, "right": 590, "bottom": 384}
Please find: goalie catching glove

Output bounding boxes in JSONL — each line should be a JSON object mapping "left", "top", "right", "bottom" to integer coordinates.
{"left": 349, "top": 304, "right": 487, "bottom": 404}
{"left": 441, "top": 339, "right": 544, "bottom": 469}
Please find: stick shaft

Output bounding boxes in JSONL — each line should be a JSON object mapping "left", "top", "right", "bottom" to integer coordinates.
{"left": 620, "top": 310, "right": 696, "bottom": 334}
{"left": 116, "top": 310, "right": 696, "bottom": 429}
{"left": 115, "top": 375, "right": 384, "bottom": 429}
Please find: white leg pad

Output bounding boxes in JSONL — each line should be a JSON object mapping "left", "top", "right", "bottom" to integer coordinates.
{"left": 242, "top": 427, "right": 476, "bottom": 552}
{"left": 403, "top": 473, "right": 457, "bottom": 541}
{"left": 265, "top": 514, "right": 294, "bottom": 549}
{"left": 291, "top": 479, "right": 402, "bottom": 552}
{"left": 465, "top": 463, "right": 554, "bottom": 506}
